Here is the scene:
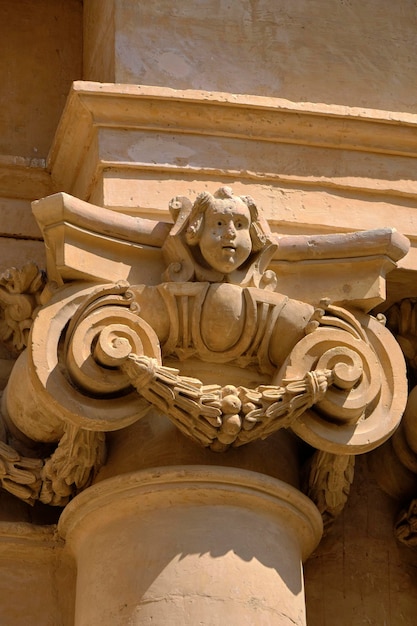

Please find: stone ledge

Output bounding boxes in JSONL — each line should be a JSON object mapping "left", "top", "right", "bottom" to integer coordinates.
{"left": 48, "top": 81, "right": 417, "bottom": 203}
{"left": 0, "top": 522, "right": 60, "bottom": 553}
{"left": 59, "top": 465, "right": 323, "bottom": 562}
{"left": 32, "top": 192, "right": 407, "bottom": 310}
{"left": 0, "top": 156, "right": 52, "bottom": 201}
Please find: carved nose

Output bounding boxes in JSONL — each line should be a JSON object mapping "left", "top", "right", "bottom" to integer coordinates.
{"left": 224, "top": 222, "right": 236, "bottom": 239}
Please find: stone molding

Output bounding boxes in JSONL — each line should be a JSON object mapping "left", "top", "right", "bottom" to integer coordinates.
{"left": 59, "top": 465, "right": 323, "bottom": 561}
{"left": 48, "top": 81, "right": 417, "bottom": 206}
{"left": 32, "top": 191, "right": 409, "bottom": 310}
{"left": 0, "top": 155, "right": 52, "bottom": 202}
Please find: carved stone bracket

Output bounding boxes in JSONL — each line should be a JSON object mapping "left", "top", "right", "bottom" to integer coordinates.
{"left": 0, "top": 189, "right": 409, "bottom": 516}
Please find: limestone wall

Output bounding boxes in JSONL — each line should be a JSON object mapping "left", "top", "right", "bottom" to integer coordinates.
{"left": 0, "top": 0, "right": 82, "bottom": 274}
{"left": 0, "top": 0, "right": 82, "bottom": 159}
{"left": 85, "top": 0, "right": 417, "bottom": 114}
{"left": 305, "top": 455, "right": 417, "bottom": 626}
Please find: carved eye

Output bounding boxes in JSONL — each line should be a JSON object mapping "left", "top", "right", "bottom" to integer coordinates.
{"left": 236, "top": 221, "right": 243, "bottom": 229}
{"left": 217, "top": 221, "right": 223, "bottom": 227}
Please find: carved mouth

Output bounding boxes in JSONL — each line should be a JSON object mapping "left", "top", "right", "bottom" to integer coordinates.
{"left": 222, "top": 245, "right": 236, "bottom": 252}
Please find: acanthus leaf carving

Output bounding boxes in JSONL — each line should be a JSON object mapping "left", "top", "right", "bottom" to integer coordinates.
{"left": 304, "top": 450, "right": 355, "bottom": 533}
{"left": 39, "top": 424, "right": 106, "bottom": 507}
{"left": 0, "top": 262, "right": 47, "bottom": 355}
{"left": 0, "top": 441, "right": 43, "bottom": 505}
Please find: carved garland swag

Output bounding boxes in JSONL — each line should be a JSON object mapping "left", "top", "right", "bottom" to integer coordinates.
{"left": 0, "top": 189, "right": 408, "bottom": 530}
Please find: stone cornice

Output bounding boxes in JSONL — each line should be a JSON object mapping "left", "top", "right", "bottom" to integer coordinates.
{"left": 48, "top": 81, "right": 417, "bottom": 202}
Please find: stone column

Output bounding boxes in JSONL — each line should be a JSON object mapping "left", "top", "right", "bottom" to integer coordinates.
{"left": 59, "top": 465, "right": 322, "bottom": 626}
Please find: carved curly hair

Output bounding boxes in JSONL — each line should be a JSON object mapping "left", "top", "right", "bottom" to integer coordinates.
{"left": 185, "top": 186, "right": 269, "bottom": 253}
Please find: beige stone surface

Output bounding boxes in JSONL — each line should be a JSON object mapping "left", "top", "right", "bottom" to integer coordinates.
{"left": 0, "top": 186, "right": 405, "bottom": 515}
{"left": 304, "top": 455, "right": 417, "bottom": 626}
{"left": 0, "top": 238, "right": 45, "bottom": 275}
{"left": 60, "top": 467, "right": 322, "bottom": 626}
{"left": 83, "top": 0, "right": 115, "bottom": 82}
{"left": 0, "top": 2, "right": 416, "bottom": 624}
{"left": 0, "top": 0, "right": 82, "bottom": 159}
{"left": 0, "top": 198, "right": 42, "bottom": 239}
{"left": 48, "top": 82, "right": 417, "bottom": 279}
{"left": 0, "top": 522, "right": 74, "bottom": 625}
{"left": 84, "top": 0, "right": 417, "bottom": 115}
{"left": 0, "top": 157, "right": 53, "bottom": 201}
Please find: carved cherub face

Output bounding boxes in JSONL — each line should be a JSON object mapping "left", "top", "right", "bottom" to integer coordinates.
{"left": 182, "top": 187, "right": 270, "bottom": 281}
{"left": 198, "top": 199, "right": 252, "bottom": 274}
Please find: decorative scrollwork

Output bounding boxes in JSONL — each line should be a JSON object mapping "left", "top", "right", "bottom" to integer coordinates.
{"left": 0, "top": 188, "right": 408, "bottom": 513}
{"left": 26, "top": 282, "right": 161, "bottom": 432}
{"left": 276, "top": 308, "right": 405, "bottom": 454}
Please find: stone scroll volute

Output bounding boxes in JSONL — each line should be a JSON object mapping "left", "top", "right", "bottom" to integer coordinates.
{"left": 0, "top": 187, "right": 410, "bottom": 513}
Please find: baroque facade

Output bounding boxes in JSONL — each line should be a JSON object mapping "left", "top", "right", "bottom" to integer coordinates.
{"left": 1, "top": 2, "right": 417, "bottom": 624}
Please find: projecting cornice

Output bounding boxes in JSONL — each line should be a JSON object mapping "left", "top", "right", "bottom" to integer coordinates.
{"left": 48, "top": 81, "right": 417, "bottom": 205}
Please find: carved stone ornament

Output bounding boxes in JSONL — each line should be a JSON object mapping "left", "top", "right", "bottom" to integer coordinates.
{"left": 372, "top": 300, "right": 417, "bottom": 545}
{"left": 0, "top": 187, "right": 409, "bottom": 510}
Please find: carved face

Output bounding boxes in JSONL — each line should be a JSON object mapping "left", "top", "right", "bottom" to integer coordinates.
{"left": 199, "top": 199, "right": 252, "bottom": 274}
